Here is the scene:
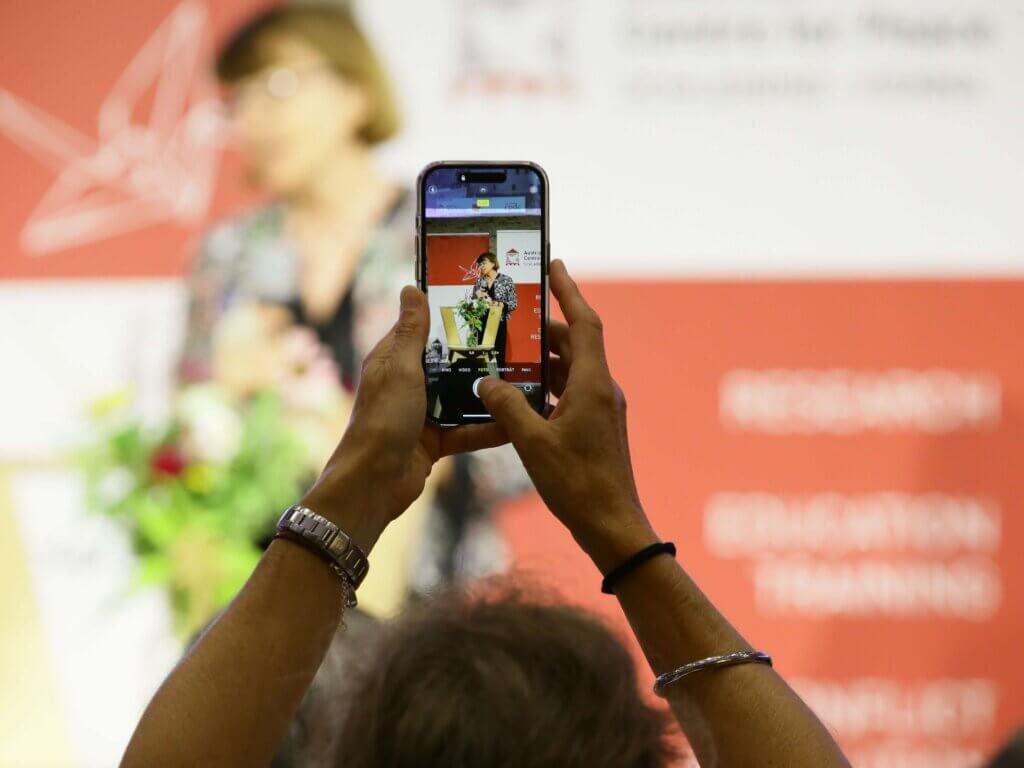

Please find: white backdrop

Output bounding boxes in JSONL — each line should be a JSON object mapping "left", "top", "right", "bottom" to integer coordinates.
{"left": 363, "top": 0, "right": 1024, "bottom": 277}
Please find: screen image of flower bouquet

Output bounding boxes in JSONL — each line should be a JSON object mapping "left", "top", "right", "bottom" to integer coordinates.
{"left": 455, "top": 291, "right": 491, "bottom": 347}
{"left": 80, "top": 308, "right": 351, "bottom": 639}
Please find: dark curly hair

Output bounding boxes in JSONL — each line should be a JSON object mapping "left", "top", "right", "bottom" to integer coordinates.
{"left": 476, "top": 251, "right": 499, "bottom": 269}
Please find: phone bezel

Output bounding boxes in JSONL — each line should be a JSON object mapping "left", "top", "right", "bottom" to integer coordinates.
{"left": 416, "top": 160, "right": 550, "bottom": 427}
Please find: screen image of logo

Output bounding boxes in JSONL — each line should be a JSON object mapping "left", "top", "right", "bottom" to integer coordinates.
{"left": 458, "top": 262, "right": 483, "bottom": 282}
{"left": 505, "top": 247, "right": 521, "bottom": 267}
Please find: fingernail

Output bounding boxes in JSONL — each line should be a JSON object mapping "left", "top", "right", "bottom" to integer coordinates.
{"left": 477, "top": 376, "right": 501, "bottom": 397}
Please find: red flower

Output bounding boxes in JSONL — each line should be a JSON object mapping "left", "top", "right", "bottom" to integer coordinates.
{"left": 151, "top": 446, "right": 187, "bottom": 477}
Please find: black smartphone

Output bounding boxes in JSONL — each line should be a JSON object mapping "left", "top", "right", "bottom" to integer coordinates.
{"left": 417, "top": 161, "right": 549, "bottom": 426}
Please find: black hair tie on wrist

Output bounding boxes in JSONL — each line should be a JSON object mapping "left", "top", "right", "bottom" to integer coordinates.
{"left": 601, "top": 541, "right": 677, "bottom": 595}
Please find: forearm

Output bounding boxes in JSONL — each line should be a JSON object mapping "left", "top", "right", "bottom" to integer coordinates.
{"left": 585, "top": 515, "right": 849, "bottom": 768}
{"left": 122, "top": 540, "right": 345, "bottom": 767}
{"left": 122, "top": 280, "right": 463, "bottom": 765}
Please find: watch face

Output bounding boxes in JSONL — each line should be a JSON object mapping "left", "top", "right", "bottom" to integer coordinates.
{"left": 326, "top": 528, "right": 352, "bottom": 560}
{"left": 281, "top": 505, "right": 369, "bottom": 587}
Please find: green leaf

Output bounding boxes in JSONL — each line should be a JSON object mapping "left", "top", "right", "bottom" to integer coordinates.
{"left": 135, "top": 500, "right": 185, "bottom": 549}
{"left": 133, "top": 554, "right": 171, "bottom": 588}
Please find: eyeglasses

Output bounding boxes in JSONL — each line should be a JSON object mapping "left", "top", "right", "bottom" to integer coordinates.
{"left": 227, "top": 63, "right": 333, "bottom": 108}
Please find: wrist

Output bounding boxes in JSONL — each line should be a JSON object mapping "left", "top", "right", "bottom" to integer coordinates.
{"left": 300, "top": 492, "right": 389, "bottom": 554}
{"left": 300, "top": 471, "right": 392, "bottom": 554}
{"left": 571, "top": 506, "right": 660, "bottom": 575}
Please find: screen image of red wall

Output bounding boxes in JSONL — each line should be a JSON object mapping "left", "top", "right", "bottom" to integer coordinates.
{"left": 425, "top": 232, "right": 541, "bottom": 368}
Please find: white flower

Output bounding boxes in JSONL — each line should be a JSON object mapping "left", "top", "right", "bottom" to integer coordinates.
{"left": 177, "top": 385, "right": 243, "bottom": 464}
{"left": 96, "top": 467, "right": 136, "bottom": 506}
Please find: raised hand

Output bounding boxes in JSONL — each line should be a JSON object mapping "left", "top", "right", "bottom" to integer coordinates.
{"left": 302, "top": 286, "right": 506, "bottom": 551}
{"left": 477, "top": 259, "right": 658, "bottom": 571}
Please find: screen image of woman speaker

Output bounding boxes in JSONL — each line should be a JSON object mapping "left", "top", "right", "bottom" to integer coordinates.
{"left": 473, "top": 251, "right": 518, "bottom": 370}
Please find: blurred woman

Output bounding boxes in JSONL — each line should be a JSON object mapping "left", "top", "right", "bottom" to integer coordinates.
{"left": 181, "top": 5, "right": 406, "bottom": 391}
{"left": 180, "top": 4, "right": 518, "bottom": 606}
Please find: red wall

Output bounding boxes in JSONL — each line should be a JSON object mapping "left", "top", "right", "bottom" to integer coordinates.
{"left": 501, "top": 280, "right": 1024, "bottom": 764}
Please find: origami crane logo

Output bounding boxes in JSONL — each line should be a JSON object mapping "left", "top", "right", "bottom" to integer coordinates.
{"left": 458, "top": 262, "right": 483, "bottom": 282}
{"left": 0, "top": 1, "right": 226, "bottom": 254}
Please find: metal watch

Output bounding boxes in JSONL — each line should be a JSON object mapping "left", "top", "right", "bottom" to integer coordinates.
{"left": 275, "top": 504, "right": 370, "bottom": 607}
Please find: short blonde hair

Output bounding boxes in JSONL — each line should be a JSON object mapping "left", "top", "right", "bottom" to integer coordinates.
{"left": 216, "top": 4, "right": 400, "bottom": 145}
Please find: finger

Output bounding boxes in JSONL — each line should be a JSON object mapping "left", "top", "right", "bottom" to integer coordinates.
{"left": 477, "top": 377, "right": 547, "bottom": 444}
{"left": 359, "top": 287, "right": 429, "bottom": 383}
{"left": 549, "top": 259, "right": 597, "bottom": 326}
{"left": 436, "top": 422, "right": 510, "bottom": 457}
{"left": 361, "top": 289, "right": 423, "bottom": 363}
{"left": 390, "top": 286, "right": 430, "bottom": 359}
{"left": 549, "top": 354, "right": 569, "bottom": 398}
{"left": 549, "top": 320, "right": 572, "bottom": 363}
{"left": 549, "top": 260, "right": 607, "bottom": 366}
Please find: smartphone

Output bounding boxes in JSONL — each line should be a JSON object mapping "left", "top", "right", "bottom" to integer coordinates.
{"left": 417, "top": 161, "right": 549, "bottom": 426}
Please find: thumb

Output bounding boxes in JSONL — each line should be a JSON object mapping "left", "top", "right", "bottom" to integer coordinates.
{"left": 477, "top": 377, "right": 545, "bottom": 443}
{"left": 392, "top": 285, "right": 430, "bottom": 358}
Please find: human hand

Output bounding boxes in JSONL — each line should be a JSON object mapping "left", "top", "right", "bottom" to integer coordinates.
{"left": 477, "top": 260, "right": 657, "bottom": 572}
{"left": 475, "top": 289, "right": 488, "bottom": 300}
{"left": 301, "top": 287, "right": 506, "bottom": 551}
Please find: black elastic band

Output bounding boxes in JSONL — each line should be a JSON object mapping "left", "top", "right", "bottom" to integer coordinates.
{"left": 601, "top": 541, "right": 677, "bottom": 595}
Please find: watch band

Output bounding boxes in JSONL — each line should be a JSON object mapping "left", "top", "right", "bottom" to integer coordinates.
{"left": 274, "top": 504, "right": 370, "bottom": 607}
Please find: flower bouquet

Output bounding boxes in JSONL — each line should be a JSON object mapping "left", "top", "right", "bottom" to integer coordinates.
{"left": 80, "top": 318, "right": 350, "bottom": 639}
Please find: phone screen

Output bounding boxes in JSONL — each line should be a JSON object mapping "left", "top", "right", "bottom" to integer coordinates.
{"left": 419, "top": 163, "right": 548, "bottom": 425}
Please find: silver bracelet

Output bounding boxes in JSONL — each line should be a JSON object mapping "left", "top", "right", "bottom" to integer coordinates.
{"left": 653, "top": 650, "right": 773, "bottom": 697}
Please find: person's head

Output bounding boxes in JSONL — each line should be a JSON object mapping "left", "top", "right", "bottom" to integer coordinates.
{"left": 216, "top": 4, "right": 399, "bottom": 195}
{"left": 986, "top": 727, "right": 1024, "bottom": 768}
{"left": 327, "top": 584, "right": 676, "bottom": 768}
{"left": 476, "top": 251, "right": 499, "bottom": 276}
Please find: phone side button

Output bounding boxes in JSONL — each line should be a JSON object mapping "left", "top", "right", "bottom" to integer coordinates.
{"left": 414, "top": 235, "right": 420, "bottom": 282}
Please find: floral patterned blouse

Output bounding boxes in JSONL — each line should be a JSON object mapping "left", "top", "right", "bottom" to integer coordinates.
{"left": 473, "top": 272, "right": 518, "bottom": 321}
{"left": 180, "top": 192, "right": 414, "bottom": 389}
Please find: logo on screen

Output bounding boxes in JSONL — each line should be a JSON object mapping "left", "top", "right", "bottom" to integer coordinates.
{"left": 459, "top": 262, "right": 483, "bottom": 282}
{"left": 504, "top": 247, "right": 520, "bottom": 267}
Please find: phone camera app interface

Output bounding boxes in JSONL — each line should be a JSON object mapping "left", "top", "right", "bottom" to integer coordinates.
{"left": 423, "top": 167, "right": 544, "bottom": 423}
